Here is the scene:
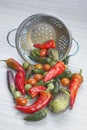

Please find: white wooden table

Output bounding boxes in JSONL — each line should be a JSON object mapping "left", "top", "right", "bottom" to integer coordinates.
{"left": 0, "top": 0, "right": 87, "bottom": 130}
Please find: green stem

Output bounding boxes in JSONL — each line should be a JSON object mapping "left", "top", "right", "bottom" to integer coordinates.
{"left": 0, "top": 59, "right": 6, "bottom": 62}
{"left": 79, "top": 69, "right": 82, "bottom": 75}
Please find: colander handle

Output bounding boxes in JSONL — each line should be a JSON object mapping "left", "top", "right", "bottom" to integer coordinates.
{"left": 7, "top": 28, "right": 17, "bottom": 48}
{"left": 69, "top": 38, "right": 79, "bottom": 57}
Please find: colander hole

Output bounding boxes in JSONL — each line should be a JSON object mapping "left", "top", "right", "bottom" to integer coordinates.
{"left": 50, "top": 34, "right": 53, "bottom": 36}
{"left": 35, "top": 38, "right": 37, "bottom": 41}
{"left": 35, "top": 30, "right": 38, "bottom": 33}
{"left": 49, "top": 30, "right": 51, "bottom": 33}
{"left": 46, "top": 32, "right": 48, "bottom": 35}
{"left": 38, "top": 28, "right": 41, "bottom": 30}
{"left": 46, "top": 27, "right": 48, "bottom": 30}
{"left": 42, "top": 27, "right": 45, "bottom": 30}
{"left": 34, "top": 34, "right": 36, "bottom": 37}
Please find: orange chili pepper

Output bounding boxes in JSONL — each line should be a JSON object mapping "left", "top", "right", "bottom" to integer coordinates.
{"left": 0, "top": 58, "right": 25, "bottom": 73}
{"left": 69, "top": 69, "right": 83, "bottom": 109}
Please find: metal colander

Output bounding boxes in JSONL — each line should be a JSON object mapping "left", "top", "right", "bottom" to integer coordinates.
{"left": 7, "top": 13, "right": 75, "bottom": 62}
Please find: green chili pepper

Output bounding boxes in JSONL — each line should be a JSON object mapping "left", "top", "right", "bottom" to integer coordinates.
{"left": 36, "top": 80, "right": 46, "bottom": 86}
{"left": 26, "top": 64, "right": 34, "bottom": 79}
{"left": 56, "top": 67, "right": 72, "bottom": 79}
{"left": 63, "top": 56, "right": 70, "bottom": 65}
{"left": 38, "top": 57, "right": 53, "bottom": 64}
{"left": 29, "top": 54, "right": 53, "bottom": 64}
{"left": 24, "top": 109, "right": 48, "bottom": 121}
{"left": 33, "top": 69, "right": 45, "bottom": 75}
{"left": 46, "top": 82, "right": 55, "bottom": 92}
{"left": 31, "top": 49, "right": 40, "bottom": 57}
{"left": 52, "top": 80, "right": 61, "bottom": 95}
{"left": 36, "top": 79, "right": 54, "bottom": 87}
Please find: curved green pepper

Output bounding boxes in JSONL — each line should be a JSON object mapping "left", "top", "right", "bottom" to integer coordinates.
{"left": 33, "top": 69, "right": 45, "bottom": 75}
{"left": 56, "top": 68, "right": 72, "bottom": 79}
{"left": 36, "top": 80, "right": 46, "bottom": 86}
{"left": 29, "top": 54, "right": 53, "bottom": 64}
{"left": 24, "top": 109, "right": 48, "bottom": 121}
{"left": 52, "top": 80, "right": 61, "bottom": 95}
{"left": 26, "top": 65, "right": 34, "bottom": 79}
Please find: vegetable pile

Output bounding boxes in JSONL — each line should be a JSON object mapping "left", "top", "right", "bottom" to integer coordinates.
{"left": 0, "top": 40, "right": 83, "bottom": 121}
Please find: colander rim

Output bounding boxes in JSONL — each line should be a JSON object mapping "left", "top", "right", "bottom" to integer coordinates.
{"left": 15, "top": 13, "right": 72, "bottom": 61}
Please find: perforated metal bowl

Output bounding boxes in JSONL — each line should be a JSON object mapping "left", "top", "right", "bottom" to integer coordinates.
{"left": 8, "top": 13, "right": 73, "bottom": 62}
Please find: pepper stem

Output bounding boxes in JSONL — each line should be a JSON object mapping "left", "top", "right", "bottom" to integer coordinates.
{"left": 0, "top": 59, "right": 6, "bottom": 62}
{"left": 79, "top": 69, "right": 82, "bottom": 75}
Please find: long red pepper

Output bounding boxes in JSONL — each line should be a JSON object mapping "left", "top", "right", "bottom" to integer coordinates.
{"left": 15, "top": 71, "right": 26, "bottom": 95}
{"left": 15, "top": 91, "right": 51, "bottom": 114}
{"left": 27, "top": 86, "right": 46, "bottom": 98}
{"left": 33, "top": 40, "right": 56, "bottom": 49}
{"left": 0, "top": 58, "right": 25, "bottom": 73}
{"left": 69, "top": 70, "right": 83, "bottom": 109}
{"left": 44, "top": 61, "right": 66, "bottom": 82}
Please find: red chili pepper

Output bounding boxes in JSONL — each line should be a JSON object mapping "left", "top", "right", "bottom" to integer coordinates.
{"left": 69, "top": 69, "right": 83, "bottom": 109}
{"left": 15, "top": 71, "right": 26, "bottom": 95}
{"left": 15, "top": 91, "right": 52, "bottom": 114}
{"left": 27, "top": 86, "right": 46, "bottom": 98}
{"left": 44, "top": 61, "right": 66, "bottom": 82}
{"left": 33, "top": 40, "right": 56, "bottom": 49}
{"left": 0, "top": 58, "right": 25, "bottom": 73}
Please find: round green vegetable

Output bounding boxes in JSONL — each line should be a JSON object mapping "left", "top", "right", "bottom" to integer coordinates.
{"left": 13, "top": 91, "right": 22, "bottom": 99}
{"left": 46, "top": 82, "right": 55, "bottom": 92}
{"left": 49, "top": 89, "right": 70, "bottom": 114}
{"left": 22, "top": 61, "right": 30, "bottom": 70}
{"left": 25, "top": 84, "right": 32, "bottom": 91}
